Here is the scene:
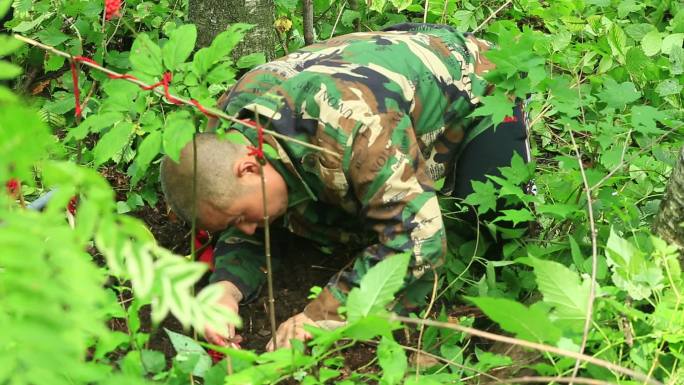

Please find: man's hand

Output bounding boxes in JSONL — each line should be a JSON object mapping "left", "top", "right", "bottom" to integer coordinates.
{"left": 265, "top": 312, "right": 316, "bottom": 351}
{"left": 205, "top": 281, "right": 243, "bottom": 348}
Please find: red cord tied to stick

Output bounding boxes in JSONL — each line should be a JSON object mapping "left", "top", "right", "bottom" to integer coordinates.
{"left": 244, "top": 119, "right": 265, "bottom": 161}
{"left": 68, "top": 55, "right": 217, "bottom": 119}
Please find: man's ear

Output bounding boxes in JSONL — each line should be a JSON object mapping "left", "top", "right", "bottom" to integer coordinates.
{"left": 235, "top": 156, "right": 261, "bottom": 178}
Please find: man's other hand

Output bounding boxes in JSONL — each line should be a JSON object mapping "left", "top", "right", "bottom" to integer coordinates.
{"left": 205, "top": 281, "right": 243, "bottom": 348}
{"left": 265, "top": 312, "right": 316, "bottom": 351}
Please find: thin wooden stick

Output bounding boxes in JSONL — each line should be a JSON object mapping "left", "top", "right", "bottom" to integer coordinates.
{"left": 473, "top": 0, "right": 512, "bottom": 33}
{"left": 255, "top": 113, "right": 278, "bottom": 350}
{"left": 303, "top": 0, "right": 314, "bottom": 45}
{"left": 389, "top": 315, "right": 663, "bottom": 385}
{"left": 13, "top": 34, "right": 340, "bottom": 159}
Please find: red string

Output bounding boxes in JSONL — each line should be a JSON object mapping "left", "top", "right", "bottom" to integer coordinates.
{"left": 68, "top": 55, "right": 218, "bottom": 120}
{"left": 244, "top": 119, "right": 264, "bottom": 160}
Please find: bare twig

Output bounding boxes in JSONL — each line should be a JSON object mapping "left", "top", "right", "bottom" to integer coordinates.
{"left": 14, "top": 34, "right": 340, "bottom": 159}
{"left": 389, "top": 315, "right": 664, "bottom": 385}
{"left": 568, "top": 68, "right": 598, "bottom": 385}
{"left": 255, "top": 112, "right": 278, "bottom": 349}
{"left": 415, "top": 270, "right": 439, "bottom": 376}
{"left": 473, "top": 0, "right": 513, "bottom": 34}
{"left": 484, "top": 376, "right": 620, "bottom": 385}
{"left": 328, "top": 1, "right": 347, "bottom": 39}
{"left": 303, "top": 0, "right": 314, "bottom": 45}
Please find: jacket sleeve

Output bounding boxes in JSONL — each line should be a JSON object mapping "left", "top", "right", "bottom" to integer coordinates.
{"left": 304, "top": 112, "right": 448, "bottom": 321}
{"left": 209, "top": 228, "right": 267, "bottom": 304}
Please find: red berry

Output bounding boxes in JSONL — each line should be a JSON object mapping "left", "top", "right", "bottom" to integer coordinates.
{"left": 104, "top": 0, "right": 121, "bottom": 20}
{"left": 5, "top": 179, "right": 19, "bottom": 196}
{"left": 67, "top": 196, "right": 78, "bottom": 215}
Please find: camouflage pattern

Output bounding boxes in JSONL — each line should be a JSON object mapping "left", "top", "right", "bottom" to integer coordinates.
{"left": 208, "top": 23, "right": 496, "bottom": 318}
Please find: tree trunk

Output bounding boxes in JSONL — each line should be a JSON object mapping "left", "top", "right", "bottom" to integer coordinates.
{"left": 189, "top": 0, "right": 276, "bottom": 61}
{"left": 653, "top": 146, "right": 684, "bottom": 251}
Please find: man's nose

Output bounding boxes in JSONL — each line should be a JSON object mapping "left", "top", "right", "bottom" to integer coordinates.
{"left": 236, "top": 222, "right": 257, "bottom": 235}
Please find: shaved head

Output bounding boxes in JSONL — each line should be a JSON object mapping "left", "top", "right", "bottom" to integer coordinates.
{"left": 160, "top": 132, "right": 249, "bottom": 224}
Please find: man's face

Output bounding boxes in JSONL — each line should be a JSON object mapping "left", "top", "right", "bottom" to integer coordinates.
{"left": 200, "top": 185, "right": 288, "bottom": 235}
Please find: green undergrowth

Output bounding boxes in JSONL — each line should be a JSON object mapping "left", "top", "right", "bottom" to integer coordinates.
{"left": 1, "top": 0, "right": 684, "bottom": 384}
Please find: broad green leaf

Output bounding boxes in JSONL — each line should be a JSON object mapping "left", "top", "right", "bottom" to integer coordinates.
{"left": 469, "top": 296, "right": 562, "bottom": 343}
{"left": 193, "top": 23, "right": 253, "bottom": 75}
{"left": 134, "top": 131, "right": 162, "bottom": 175}
{"left": 597, "top": 79, "right": 641, "bottom": 109}
{"left": 390, "top": 0, "right": 412, "bottom": 11}
{"left": 11, "top": 12, "right": 53, "bottom": 33}
{"left": 163, "top": 110, "right": 195, "bottom": 163}
{"left": 0, "top": 61, "right": 22, "bottom": 79}
{"left": 494, "top": 208, "right": 535, "bottom": 226}
{"left": 130, "top": 33, "right": 164, "bottom": 76}
{"left": 141, "top": 349, "right": 166, "bottom": 374}
{"left": 93, "top": 122, "right": 134, "bottom": 166}
{"left": 463, "top": 180, "right": 498, "bottom": 214}
{"left": 470, "top": 92, "right": 515, "bottom": 125}
{"left": 671, "top": 44, "right": 684, "bottom": 75}
{"left": 163, "top": 24, "right": 197, "bottom": 71}
{"left": 369, "top": 0, "right": 387, "bottom": 12}
{"left": 377, "top": 336, "right": 407, "bottom": 385}
{"left": 662, "top": 33, "right": 684, "bottom": 55}
{"left": 67, "top": 112, "right": 124, "bottom": 140}
{"left": 236, "top": 52, "right": 266, "bottom": 69}
{"left": 631, "top": 105, "right": 667, "bottom": 134}
{"left": 605, "top": 229, "right": 664, "bottom": 300}
{"left": 607, "top": 24, "right": 627, "bottom": 61}
{"left": 0, "top": 36, "right": 23, "bottom": 56}
{"left": 530, "top": 257, "right": 592, "bottom": 330}
{"left": 498, "top": 152, "right": 534, "bottom": 185}
{"left": 165, "top": 328, "right": 212, "bottom": 377}
{"left": 655, "top": 79, "right": 683, "bottom": 97}
{"left": 641, "top": 30, "right": 662, "bottom": 56}
{"left": 346, "top": 253, "right": 410, "bottom": 322}
{"left": 536, "top": 204, "right": 579, "bottom": 219}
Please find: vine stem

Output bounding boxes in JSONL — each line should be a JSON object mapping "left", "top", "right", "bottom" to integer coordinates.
{"left": 13, "top": 34, "right": 340, "bottom": 159}
{"left": 389, "top": 315, "right": 664, "bottom": 385}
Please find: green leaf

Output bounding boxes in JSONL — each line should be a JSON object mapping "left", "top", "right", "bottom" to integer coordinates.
{"left": 670, "top": 44, "right": 684, "bottom": 75}
{"left": 377, "top": 337, "right": 407, "bottom": 385}
{"left": 0, "top": 36, "right": 23, "bottom": 56}
{"left": 163, "top": 24, "right": 197, "bottom": 71}
{"left": 130, "top": 33, "right": 164, "bottom": 76}
{"left": 163, "top": 111, "right": 194, "bottom": 163}
{"left": 597, "top": 78, "right": 641, "bottom": 109}
{"left": 470, "top": 92, "right": 515, "bottom": 125}
{"left": 0, "top": 61, "right": 22, "bottom": 79}
{"left": 93, "top": 122, "right": 134, "bottom": 166}
{"left": 494, "top": 208, "right": 535, "bottom": 226}
{"left": 346, "top": 253, "right": 410, "bottom": 322}
{"left": 165, "top": 328, "right": 212, "bottom": 377}
{"left": 131, "top": 131, "right": 162, "bottom": 184}
{"left": 605, "top": 229, "right": 664, "bottom": 300}
{"left": 607, "top": 24, "right": 627, "bottom": 61}
{"left": 463, "top": 180, "right": 498, "bottom": 214}
{"left": 141, "top": 349, "right": 166, "bottom": 374}
{"left": 236, "top": 52, "right": 266, "bottom": 69}
{"left": 655, "top": 79, "right": 683, "bottom": 97}
{"left": 193, "top": 23, "right": 254, "bottom": 75}
{"left": 536, "top": 203, "right": 579, "bottom": 219}
{"left": 641, "top": 30, "right": 663, "bottom": 56}
{"left": 631, "top": 105, "right": 667, "bottom": 134}
{"left": 529, "top": 257, "right": 592, "bottom": 330}
{"left": 389, "top": 0, "right": 412, "bottom": 11}
{"left": 469, "top": 296, "right": 562, "bottom": 343}
{"left": 369, "top": 0, "right": 387, "bottom": 12}
{"left": 662, "top": 33, "right": 684, "bottom": 55}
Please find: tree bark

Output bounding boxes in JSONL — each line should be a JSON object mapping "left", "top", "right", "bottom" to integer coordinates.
{"left": 189, "top": 0, "right": 276, "bottom": 61}
{"left": 653, "top": 146, "right": 684, "bottom": 251}
{"left": 303, "top": 0, "right": 314, "bottom": 45}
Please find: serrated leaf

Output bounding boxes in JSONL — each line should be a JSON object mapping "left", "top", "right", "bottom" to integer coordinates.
{"left": 529, "top": 257, "right": 592, "bottom": 330}
{"left": 605, "top": 229, "right": 664, "bottom": 300}
{"left": 494, "top": 208, "right": 535, "bottom": 226}
{"left": 470, "top": 92, "right": 514, "bottom": 125}
{"left": 236, "top": 52, "right": 266, "bottom": 69}
{"left": 378, "top": 336, "right": 407, "bottom": 385}
{"left": 662, "top": 33, "right": 684, "bottom": 56}
{"left": 163, "top": 24, "right": 197, "bottom": 71}
{"left": 597, "top": 78, "right": 641, "bottom": 109}
{"left": 536, "top": 203, "right": 580, "bottom": 219}
{"left": 93, "top": 122, "right": 134, "bottom": 166}
{"left": 130, "top": 33, "right": 164, "bottom": 76}
{"left": 468, "top": 296, "right": 562, "bottom": 343}
{"left": 655, "top": 79, "right": 682, "bottom": 97}
{"left": 463, "top": 180, "right": 497, "bottom": 213}
{"left": 346, "top": 253, "right": 410, "bottom": 322}
{"left": 641, "top": 30, "right": 663, "bottom": 56}
{"left": 165, "top": 328, "right": 212, "bottom": 377}
{"left": 369, "top": 0, "right": 387, "bottom": 12}
{"left": 607, "top": 24, "right": 627, "bottom": 61}
{"left": 631, "top": 105, "right": 667, "bottom": 134}
{"left": 163, "top": 111, "right": 194, "bottom": 162}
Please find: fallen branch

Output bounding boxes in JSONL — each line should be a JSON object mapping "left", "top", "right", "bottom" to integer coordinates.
{"left": 389, "top": 315, "right": 663, "bottom": 385}
{"left": 13, "top": 34, "right": 340, "bottom": 159}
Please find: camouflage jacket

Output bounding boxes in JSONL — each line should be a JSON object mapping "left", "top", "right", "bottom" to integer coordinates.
{"left": 208, "top": 23, "right": 495, "bottom": 321}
